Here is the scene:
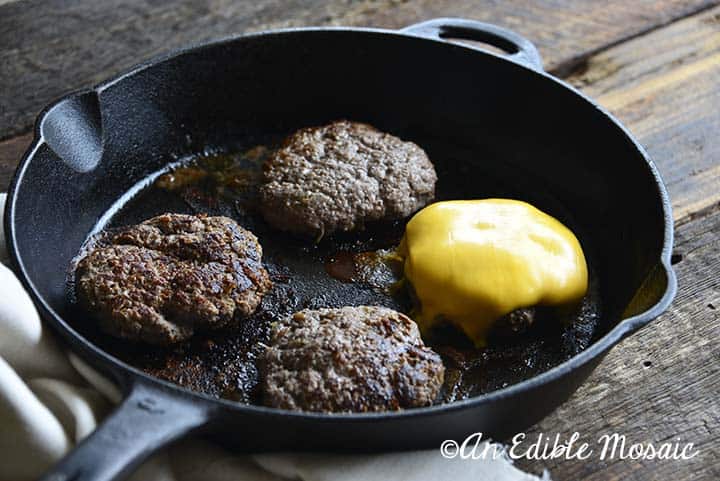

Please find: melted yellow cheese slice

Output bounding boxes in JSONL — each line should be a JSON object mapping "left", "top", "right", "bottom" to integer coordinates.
{"left": 399, "top": 199, "right": 588, "bottom": 346}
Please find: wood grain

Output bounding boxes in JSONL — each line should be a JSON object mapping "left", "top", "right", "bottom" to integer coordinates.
{"left": 0, "top": 133, "right": 31, "bottom": 190}
{"left": 567, "top": 6, "right": 720, "bottom": 223}
{"left": 517, "top": 205, "right": 720, "bottom": 481}
{"left": 1, "top": 0, "right": 717, "bottom": 139}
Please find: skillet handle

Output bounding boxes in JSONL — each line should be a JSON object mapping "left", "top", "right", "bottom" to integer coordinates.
{"left": 400, "top": 18, "right": 544, "bottom": 71}
{"left": 39, "top": 380, "right": 210, "bottom": 481}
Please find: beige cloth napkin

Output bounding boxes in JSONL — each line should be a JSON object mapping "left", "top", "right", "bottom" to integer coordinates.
{"left": 0, "top": 192, "right": 547, "bottom": 481}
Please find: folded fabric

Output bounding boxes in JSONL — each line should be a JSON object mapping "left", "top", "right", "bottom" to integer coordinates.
{"left": 0, "top": 192, "right": 546, "bottom": 481}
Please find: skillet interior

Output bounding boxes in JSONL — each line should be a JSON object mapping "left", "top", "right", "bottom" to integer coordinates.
{"left": 7, "top": 29, "right": 670, "bottom": 440}
{"left": 65, "top": 130, "right": 602, "bottom": 406}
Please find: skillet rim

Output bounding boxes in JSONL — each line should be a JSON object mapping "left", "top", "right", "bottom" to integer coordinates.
{"left": 4, "top": 25, "right": 677, "bottom": 421}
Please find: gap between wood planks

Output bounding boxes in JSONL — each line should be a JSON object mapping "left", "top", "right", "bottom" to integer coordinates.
{"left": 548, "top": 0, "right": 720, "bottom": 78}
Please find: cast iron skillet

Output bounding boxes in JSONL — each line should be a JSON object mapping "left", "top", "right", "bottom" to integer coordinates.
{"left": 5, "top": 18, "right": 676, "bottom": 481}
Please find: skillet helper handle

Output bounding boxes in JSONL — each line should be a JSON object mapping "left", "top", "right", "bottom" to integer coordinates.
{"left": 400, "top": 18, "right": 544, "bottom": 71}
{"left": 39, "top": 381, "right": 210, "bottom": 481}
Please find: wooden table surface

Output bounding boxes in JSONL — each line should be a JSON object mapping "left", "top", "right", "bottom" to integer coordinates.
{"left": 1, "top": 1, "right": 718, "bottom": 480}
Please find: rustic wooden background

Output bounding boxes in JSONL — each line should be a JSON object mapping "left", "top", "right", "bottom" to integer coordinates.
{"left": 1, "top": 1, "right": 718, "bottom": 480}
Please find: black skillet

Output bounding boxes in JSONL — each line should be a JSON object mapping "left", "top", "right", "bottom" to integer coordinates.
{"left": 4, "top": 18, "right": 676, "bottom": 481}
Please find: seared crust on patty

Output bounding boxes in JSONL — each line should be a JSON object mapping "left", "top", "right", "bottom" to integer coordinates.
{"left": 260, "top": 121, "right": 437, "bottom": 238}
{"left": 76, "top": 213, "right": 271, "bottom": 345}
{"left": 260, "top": 306, "right": 445, "bottom": 412}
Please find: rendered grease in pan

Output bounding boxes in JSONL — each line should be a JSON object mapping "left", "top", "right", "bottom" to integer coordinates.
{"left": 69, "top": 136, "right": 601, "bottom": 407}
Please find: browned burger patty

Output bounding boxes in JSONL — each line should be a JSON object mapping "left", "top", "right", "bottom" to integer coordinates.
{"left": 260, "top": 121, "right": 437, "bottom": 238}
{"left": 260, "top": 306, "right": 445, "bottom": 412}
{"left": 75, "top": 213, "right": 271, "bottom": 345}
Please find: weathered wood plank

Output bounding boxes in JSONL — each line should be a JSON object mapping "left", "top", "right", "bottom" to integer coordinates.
{"left": 517, "top": 205, "right": 720, "bottom": 480}
{"left": 0, "top": 133, "right": 31, "bottom": 190}
{"left": 567, "top": 6, "right": 720, "bottom": 223}
{"left": 1, "top": 0, "right": 717, "bottom": 139}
